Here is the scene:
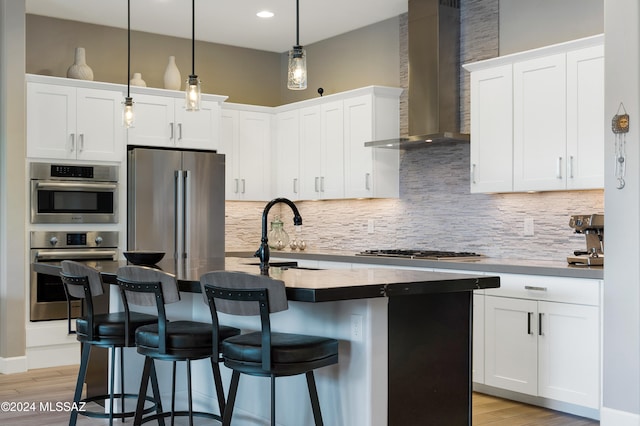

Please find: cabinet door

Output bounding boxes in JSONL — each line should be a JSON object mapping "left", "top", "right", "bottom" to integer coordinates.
{"left": 27, "top": 83, "right": 76, "bottom": 159}
{"left": 344, "top": 95, "right": 374, "bottom": 198}
{"left": 469, "top": 64, "right": 513, "bottom": 193}
{"left": 128, "top": 93, "right": 174, "bottom": 147}
{"left": 538, "top": 301, "right": 599, "bottom": 408}
{"left": 219, "top": 109, "right": 240, "bottom": 200}
{"left": 274, "top": 110, "right": 301, "bottom": 200}
{"left": 237, "top": 111, "right": 271, "bottom": 200}
{"left": 513, "top": 54, "right": 566, "bottom": 191}
{"left": 320, "top": 100, "right": 345, "bottom": 199}
{"left": 485, "top": 295, "right": 538, "bottom": 395}
{"left": 174, "top": 100, "right": 220, "bottom": 150}
{"left": 298, "top": 106, "right": 322, "bottom": 199}
{"left": 472, "top": 293, "right": 485, "bottom": 383}
{"left": 75, "top": 88, "right": 124, "bottom": 161}
{"left": 566, "top": 45, "right": 604, "bottom": 190}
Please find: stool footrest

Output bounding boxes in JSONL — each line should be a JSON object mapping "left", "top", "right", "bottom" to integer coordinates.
{"left": 75, "top": 393, "right": 157, "bottom": 420}
{"left": 136, "top": 410, "right": 222, "bottom": 424}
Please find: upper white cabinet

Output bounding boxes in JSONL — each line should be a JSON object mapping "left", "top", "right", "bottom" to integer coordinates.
{"left": 27, "top": 79, "right": 125, "bottom": 161}
{"left": 464, "top": 35, "right": 604, "bottom": 193}
{"left": 274, "top": 86, "right": 402, "bottom": 201}
{"left": 220, "top": 104, "right": 272, "bottom": 201}
{"left": 128, "top": 92, "right": 222, "bottom": 150}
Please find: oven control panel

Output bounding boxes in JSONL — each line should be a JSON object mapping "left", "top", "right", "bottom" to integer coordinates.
{"left": 31, "top": 231, "right": 119, "bottom": 249}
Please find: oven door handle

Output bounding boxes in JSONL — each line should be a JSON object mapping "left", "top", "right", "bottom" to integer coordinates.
{"left": 35, "top": 181, "right": 118, "bottom": 191}
{"left": 34, "top": 250, "right": 117, "bottom": 261}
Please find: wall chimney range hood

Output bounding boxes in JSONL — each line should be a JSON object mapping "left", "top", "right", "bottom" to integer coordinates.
{"left": 365, "top": 0, "right": 469, "bottom": 149}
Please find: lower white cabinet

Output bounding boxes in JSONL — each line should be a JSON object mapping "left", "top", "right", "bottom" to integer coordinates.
{"left": 484, "top": 275, "right": 600, "bottom": 409}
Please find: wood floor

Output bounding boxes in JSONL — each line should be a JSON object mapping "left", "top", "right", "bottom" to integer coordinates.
{"left": 0, "top": 365, "right": 599, "bottom": 425}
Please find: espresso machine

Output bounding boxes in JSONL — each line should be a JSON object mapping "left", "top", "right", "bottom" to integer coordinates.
{"left": 567, "top": 214, "right": 604, "bottom": 266}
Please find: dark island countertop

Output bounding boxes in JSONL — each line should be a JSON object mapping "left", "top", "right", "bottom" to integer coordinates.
{"left": 33, "top": 256, "right": 499, "bottom": 303}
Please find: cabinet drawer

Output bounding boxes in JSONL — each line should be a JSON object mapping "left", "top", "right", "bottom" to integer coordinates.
{"left": 484, "top": 273, "right": 600, "bottom": 306}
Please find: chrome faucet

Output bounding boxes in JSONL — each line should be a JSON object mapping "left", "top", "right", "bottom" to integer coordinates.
{"left": 255, "top": 198, "right": 303, "bottom": 274}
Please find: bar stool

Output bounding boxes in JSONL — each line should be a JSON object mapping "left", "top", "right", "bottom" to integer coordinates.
{"left": 116, "top": 265, "right": 241, "bottom": 425}
{"left": 60, "top": 260, "right": 160, "bottom": 426}
{"left": 200, "top": 271, "right": 339, "bottom": 426}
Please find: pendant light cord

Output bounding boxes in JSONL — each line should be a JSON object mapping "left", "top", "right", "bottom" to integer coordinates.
{"left": 191, "top": 0, "right": 195, "bottom": 75}
{"left": 295, "top": 0, "right": 300, "bottom": 46}
{"left": 127, "top": 0, "right": 131, "bottom": 97}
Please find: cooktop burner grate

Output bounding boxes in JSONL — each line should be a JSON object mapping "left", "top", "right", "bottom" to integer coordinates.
{"left": 356, "top": 249, "right": 483, "bottom": 260}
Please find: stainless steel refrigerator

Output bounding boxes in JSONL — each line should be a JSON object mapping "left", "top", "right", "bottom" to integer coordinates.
{"left": 127, "top": 147, "right": 225, "bottom": 259}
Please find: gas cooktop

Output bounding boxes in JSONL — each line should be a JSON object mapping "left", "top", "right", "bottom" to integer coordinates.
{"left": 356, "top": 249, "right": 484, "bottom": 261}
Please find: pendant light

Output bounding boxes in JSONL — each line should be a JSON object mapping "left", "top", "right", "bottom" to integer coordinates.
{"left": 123, "top": 0, "right": 134, "bottom": 128}
{"left": 287, "top": 0, "right": 307, "bottom": 90}
{"left": 185, "top": 0, "right": 201, "bottom": 111}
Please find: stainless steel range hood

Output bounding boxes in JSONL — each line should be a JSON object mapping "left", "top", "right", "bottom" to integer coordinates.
{"left": 366, "top": 0, "right": 469, "bottom": 149}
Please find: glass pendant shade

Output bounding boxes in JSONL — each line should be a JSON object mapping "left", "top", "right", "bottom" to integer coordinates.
{"left": 287, "top": 45, "right": 307, "bottom": 90}
{"left": 185, "top": 75, "right": 201, "bottom": 111}
{"left": 123, "top": 97, "right": 134, "bottom": 128}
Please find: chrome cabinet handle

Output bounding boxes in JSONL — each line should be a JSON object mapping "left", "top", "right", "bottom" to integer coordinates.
{"left": 557, "top": 157, "right": 563, "bottom": 179}
{"left": 78, "top": 134, "right": 84, "bottom": 152}
{"left": 321, "top": 176, "right": 325, "bottom": 192}
{"left": 471, "top": 164, "right": 477, "bottom": 184}
{"left": 241, "top": 179, "right": 246, "bottom": 194}
{"left": 524, "top": 285, "right": 547, "bottom": 292}
{"left": 314, "top": 177, "right": 320, "bottom": 192}
{"left": 569, "top": 156, "right": 574, "bottom": 179}
{"left": 70, "top": 133, "right": 75, "bottom": 152}
{"left": 293, "top": 178, "right": 298, "bottom": 194}
{"left": 365, "top": 173, "right": 371, "bottom": 190}
{"left": 178, "top": 123, "right": 183, "bottom": 140}
{"left": 234, "top": 178, "right": 239, "bottom": 194}
{"left": 170, "top": 122, "right": 174, "bottom": 140}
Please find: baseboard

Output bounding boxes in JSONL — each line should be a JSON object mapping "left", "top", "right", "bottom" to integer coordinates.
{"left": 0, "top": 355, "right": 28, "bottom": 374}
{"left": 26, "top": 344, "right": 80, "bottom": 370}
{"left": 600, "top": 407, "right": 640, "bottom": 426}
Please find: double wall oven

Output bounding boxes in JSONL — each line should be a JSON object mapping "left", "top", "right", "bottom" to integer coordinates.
{"left": 29, "top": 162, "right": 120, "bottom": 322}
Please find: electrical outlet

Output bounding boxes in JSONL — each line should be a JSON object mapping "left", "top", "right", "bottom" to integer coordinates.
{"left": 367, "top": 219, "right": 375, "bottom": 234}
{"left": 351, "top": 314, "right": 363, "bottom": 342}
{"left": 524, "top": 218, "right": 535, "bottom": 236}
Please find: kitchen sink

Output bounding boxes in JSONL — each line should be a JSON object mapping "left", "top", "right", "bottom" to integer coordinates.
{"left": 246, "top": 261, "right": 322, "bottom": 271}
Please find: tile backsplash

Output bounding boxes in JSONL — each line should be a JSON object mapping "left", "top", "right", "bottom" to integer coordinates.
{"left": 225, "top": 142, "right": 604, "bottom": 261}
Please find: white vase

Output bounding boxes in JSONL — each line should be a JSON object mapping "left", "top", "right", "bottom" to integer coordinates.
{"left": 163, "top": 56, "right": 181, "bottom": 90}
{"left": 66, "top": 47, "right": 94, "bottom": 80}
{"left": 130, "top": 72, "right": 147, "bottom": 87}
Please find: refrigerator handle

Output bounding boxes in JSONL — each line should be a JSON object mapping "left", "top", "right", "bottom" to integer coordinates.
{"left": 175, "top": 170, "right": 186, "bottom": 259}
{"left": 183, "top": 170, "right": 190, "bottom": 258}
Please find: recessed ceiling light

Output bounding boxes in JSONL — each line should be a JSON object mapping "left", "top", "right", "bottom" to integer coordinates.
{"left": 257, "top": 10, "right": 274, "bottom": 18}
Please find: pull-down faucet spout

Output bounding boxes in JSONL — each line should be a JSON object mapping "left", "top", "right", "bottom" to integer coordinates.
{"left": 255, "top": 198, "right": 303, "bottom": 274}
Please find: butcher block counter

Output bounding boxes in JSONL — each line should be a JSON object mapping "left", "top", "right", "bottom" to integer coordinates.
{"left": 34, "top": 256, "right": 499, "bottom": 426}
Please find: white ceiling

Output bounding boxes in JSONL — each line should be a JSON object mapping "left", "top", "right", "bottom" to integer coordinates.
{"left": 26, "top": 0, "right": 408, "bottom": 53}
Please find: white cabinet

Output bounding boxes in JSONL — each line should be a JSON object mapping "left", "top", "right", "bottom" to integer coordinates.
{"left": 220, "top": 106, "right": 272, "bottom": 201}
{"left": 464, "top": 35, "right": 604, "bottom": 193}
{"left": 128, "top": 93, "right": 220, "bottom": 150}
{"left": 27, "top": 82, "right": 124, "bottom": 161}
{"left": 566, "top": 44, "right": 605, "bottom": 189}
{"left": 274, "top": 86, "right": 401, "bottom": 200}
{"left": 274, "top": 109, "right": 301, "bottom": 200}
{"left": 484, "top": 274, "right": 600, "bottom": 409}
{"left": 469, "top": 64, "right": 513, "bottom": 193}
{"left": 343, "top": 92, "right": 400, "bottom": 198}
{"left": 513, "top": 53, "right": 567, "bottom": 191}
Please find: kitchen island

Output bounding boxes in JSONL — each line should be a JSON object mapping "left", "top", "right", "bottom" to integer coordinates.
{"left": 34, "top": 256, "right": 499, "bottom": 425}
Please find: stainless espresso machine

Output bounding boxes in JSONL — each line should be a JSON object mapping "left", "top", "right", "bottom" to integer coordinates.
{"left": 567, "top": 214, "right": 604, "bottom": 266}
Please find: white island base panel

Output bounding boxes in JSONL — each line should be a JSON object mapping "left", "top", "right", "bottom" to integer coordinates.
{"left": 118, "top": 293, "right": 389, "bottom": 426}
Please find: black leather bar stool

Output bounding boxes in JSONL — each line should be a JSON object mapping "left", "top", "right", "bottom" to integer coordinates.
{"left": 60, "top": 260, "right": 160, "bottom": 426}
{"left": 200, "top": 271, "right": 339, "bottom": 426}
{"left": 116, "top": 265, "right": 240, "bottom": 425}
